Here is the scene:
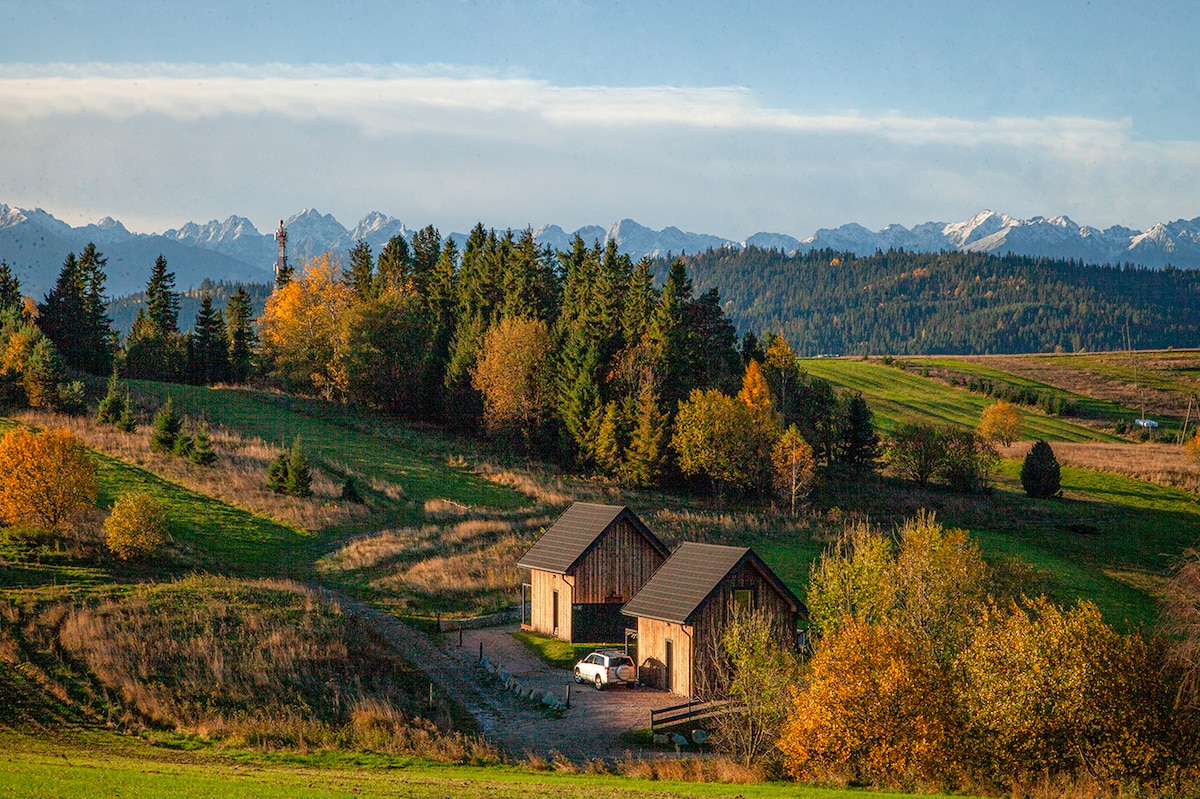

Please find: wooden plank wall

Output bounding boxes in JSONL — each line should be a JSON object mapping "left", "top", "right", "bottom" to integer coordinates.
{"left": 572, "top": 518, "right": 666, "bottom": 604}
{"left": 528, "top": 569, "right": 574, "bottom": 641}
{"left": 636, "top": 617, "right": 694, "bottom": 696}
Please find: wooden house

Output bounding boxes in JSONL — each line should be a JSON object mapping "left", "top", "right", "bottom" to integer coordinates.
{"left": 621, "top": 542, "right": 803, "bottom": 697}
{"left": 518, "top": 502, "right": 670, "bottom": 643}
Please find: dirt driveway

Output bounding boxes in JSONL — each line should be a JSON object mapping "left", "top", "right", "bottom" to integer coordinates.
{"left": 442, "top": 624, "right": 682, "bottom": 761}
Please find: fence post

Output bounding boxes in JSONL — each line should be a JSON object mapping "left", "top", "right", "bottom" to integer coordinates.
{"left": 564, "top": 683, "right": 570, "bottom": 709}
{"left": 478, "top": 641, "right": 484, "bottom": 661}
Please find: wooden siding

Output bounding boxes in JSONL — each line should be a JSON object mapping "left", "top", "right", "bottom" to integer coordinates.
{"left": 528, "top": 570, "right": 574, "bottom": 641}
{"left": 636, "top": 560, "right": 796, "bottom": 697}
{"left": 572, "top": 518, "right": 666, "bottom": 604}
{"left": 636, "top": 617, "right": 694, "bottom": 696}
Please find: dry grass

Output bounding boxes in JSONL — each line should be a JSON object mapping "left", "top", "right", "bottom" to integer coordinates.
{"left": 14, "top": 408, "right": 366, "bottom": 532}
{"left": 999, "top": 441, "right": 1200, "bottom": 492}
{"left": 615, "top": 755, "right": 764, "bottom": 783}
{"left": 470, "top": 462, "right": 574, "bottom": 508}
{"left": 649, "top": 507, "right": 822, "bottom": 548}
{"left": 387, "top": 534, "right": 527, "bottom": 596}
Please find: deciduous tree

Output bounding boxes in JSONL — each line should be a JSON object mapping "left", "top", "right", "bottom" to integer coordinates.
{"left": 771, "top": 426, "right": 815, "bottom": 516}
{"left": 0, "top": 428, "right": 97, "bottom": 532}
{"left": 978, "top": 400, "right": 1022, "bottom": 446}
{"left": 471, "top": 317, "right": 554, "bottom": 449}
{"left": 105, "top": 492, "right": 169, "bottom": 560}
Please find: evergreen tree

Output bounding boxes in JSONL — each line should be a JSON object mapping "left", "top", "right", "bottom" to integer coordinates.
{"left": 739, "top": 331, "right": 765, "bottom": 366}
{"left": 186, "top": 293, "right": 229, "bottom": 385}
{"left": 836, "top": 392, "right": 879, "bottom": 466}
{"left": 22, "top": 337, "right": 63, "bottom": 409}
{"left": 340, "top": 476, "right": 362, "bottom": 503}
{"left": 266, "top": 450, "right": 289, "bottom": 493}
{"left": 410, "top": 225, "right": 442, "bottom": 297}
{"left": 38, "top": 244, "right": 113, "bottom": 374}
{"left": 624, "top": 382, "right": 666, "bottom": 487}
{"left": 115, "top": 393, "right": 137, "bottom": 432}
{"left": 145, "top": 254, "right": 180, "bottom": 337}
{"left": 95, "top": 370, "right": 125, "bottom": 425}
{"left": 189, "top": 428, "right": 217, "bottom": 467}
{"left": 0, "top": 260, "right": 20, "bottom": 314}
{"left": 274, "top": 259, "right": 294, "bottom": 290}
{"left": 224, "top": 286, "right": 256, "bottom": 384}
{"left": 1021, "top": 440, "right": 1062, "bottom": 498}
{"left": 150, "top": 397, "right": 183, "bottom": 453}
{"left": 346, "top": 239, "right": 376, "bottom": 301}
{"left": 172, "top": 429, "right": 195, "bottom": 459}
{"left": 284, "top": 437, "right": 313, "bottom": 497}
{"left": 592, "top": 401, "right": 624, "bottom": 475}
{"left": 376, "top": 234, "right": 412, "bottom": 293}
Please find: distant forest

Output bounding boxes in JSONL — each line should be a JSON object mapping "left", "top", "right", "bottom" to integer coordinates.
{"left": 108, "top": 280, "right": 273, "bottom": 334}
{"left": 663, "top": 247, "right": 1200, "bottom": 355}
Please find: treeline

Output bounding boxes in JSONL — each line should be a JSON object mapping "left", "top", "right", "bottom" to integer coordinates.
{"left": 108, "top": 280, "right": 273, "bottom": 336}
{"left": 669, "top": 246, "right": 1200, "bottom": 355}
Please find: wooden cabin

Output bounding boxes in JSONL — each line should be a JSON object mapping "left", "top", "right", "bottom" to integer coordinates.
{"left": 518, "top": 502, "right": 670, "bottom": 643}
{"left": 621, "top": 542, "right": 803, "bottom": 697}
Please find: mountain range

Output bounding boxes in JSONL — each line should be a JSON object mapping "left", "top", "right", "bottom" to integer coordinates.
{"left": 3, "top": 203, "right": 1200, "bottom": 299}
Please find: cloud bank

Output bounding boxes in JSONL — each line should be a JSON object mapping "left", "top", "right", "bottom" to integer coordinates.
{"left": 1, "top": 64, "right": 1196, "bottom": 236}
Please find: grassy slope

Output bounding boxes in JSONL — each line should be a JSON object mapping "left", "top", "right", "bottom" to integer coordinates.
{"left": 798, "top": 358, "right": 1123, "bottom": 441}
{"left": 0, "top": 732, "right": 964, "bottom": 799}
{"left": 131, "top": 381, "right": 529, "bottom": 515}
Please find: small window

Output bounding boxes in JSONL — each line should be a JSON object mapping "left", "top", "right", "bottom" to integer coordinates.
{"left": 733, "top": 589, "right": 754, "bottom": 615}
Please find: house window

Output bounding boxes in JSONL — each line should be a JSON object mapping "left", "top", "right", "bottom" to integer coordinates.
{"left": 733, "top": 589, "right": 755, "bottom": 615}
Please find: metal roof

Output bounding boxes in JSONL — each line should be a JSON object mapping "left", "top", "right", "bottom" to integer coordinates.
{"left": 517, "top": 502, "right": 667, "bottom": 575}
{"left": 621, "top": 542, "right": 801, "bottom": 625}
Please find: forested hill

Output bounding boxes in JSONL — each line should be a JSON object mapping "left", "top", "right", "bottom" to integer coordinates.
{"left": 670, "top": 247, "right": 1200, "bottom": 355}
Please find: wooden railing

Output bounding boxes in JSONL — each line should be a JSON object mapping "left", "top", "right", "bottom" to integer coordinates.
{"left": 650, "top": 698, "right": 744, "bottom": 731}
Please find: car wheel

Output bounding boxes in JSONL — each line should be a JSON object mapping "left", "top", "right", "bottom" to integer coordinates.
{"left": 594, "top": 674, "right": 604, "bottom": 690}
{"left": 573, "top": 668, "right": 583, "bottom": 684}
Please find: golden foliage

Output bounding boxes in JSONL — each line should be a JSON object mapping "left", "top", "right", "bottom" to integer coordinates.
{"left": 978, "top": 400, "right": 1022, "bottom": 446}
{"left": 1163, "top": 548, "right": 1200, "bottom": 708}
{"left": 737, "top": 360, "right": 773, "bottom": 412}
{"left": 672, "top": 388, "right": 774, "bottom": 493}
{"left": 0, "top": 427, "right": 96, "bottom": 531}
{"left": 259, "top": 253, "right": 352, "bottom": 399}
{"left": 780, "top": 621, "right": 956, "bottom": 785}
{"left": 771, "top": 426, "right": 814, "bottom": 515}
{"left": 1185, "top": 430, "right": 1200, "bottom": 465}
{"left": 471, "top": 317, "right": 553, "bottom": 441}
{"left": 1, "top": 329, "right": 34, "bottom": 375}
{"left": 104, "top": 491, "right": 169, "bottom": 560}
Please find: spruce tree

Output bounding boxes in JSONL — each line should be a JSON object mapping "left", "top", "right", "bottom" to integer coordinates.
{"left": 836, "top": 392, "right": 880, "bottom": 466}
{"left": 96, "top": 370, "right": 125, "bottom": 425}
{"left": 1021, "top": 439, "right": 1061, "bottom": 498}
{"left": 376, "top": 234, "right": 411, "bottom": 293}
{"left": 624, "top": 383, "right": 666, "bottom": 487}
{"left": 145, "top": 254, "right": 180, "bottom": 337}
{"left": 266, "top": 450, "right": 290, "bottom": 493}
{"left": 0, "top": 260, "right": 20, "bottom": 314}
{"left": 284, "top": 437, "right": 313, "bottom": 497}
{"left": 224, "top": 287, "right": 256, "bottom": 384}
{"left": 346, "top": 239, "right": 375, "bottom": 301}
{"left": 150, "top": 397, "right": 183, "bottom": 453}
{"left": 187, "top": 293, "right": 229, "bottom": 385}
{"left": 115, "top": 393, "right": 138, "bottom": 432}
{"left": 22, "top": 338, "right": 63, "bottom": 409}
{"left": 189, "top": 428, "right": 217, "bottom": 467}
{"left": 39, "top": 244, "right": 113, "bottom": 375}
{"left": 340, "top": 476, "right": 362, "bottom": 503}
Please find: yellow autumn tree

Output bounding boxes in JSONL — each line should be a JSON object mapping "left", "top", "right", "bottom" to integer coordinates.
{"left": 259, "top": 253, "right": 352, "bottom": 400}
{"left": 771, "top": 425, "right": 814, "bottom": 516}
{"left": 0, "top": 428, "right": 97, "bottom": 532}
{"left": 471, "top": 318, "right": 554, "bottom": 448}
{"left": 978, "top": 400, "right": 1022, "bottom": 447}
{"left": 1184, "top": 429, "right": 1200, "bottom": 464}
{"left": 737, "top": 360, "right": 773, "bottom": 415}
{"left": 105, "top": 492, "right": 169, "bottom": 560}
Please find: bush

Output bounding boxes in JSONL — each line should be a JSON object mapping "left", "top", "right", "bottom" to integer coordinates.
{"left": 189, "top": 429, "right": 217, "bottom": 467}
{"left": 1020, "top": 440, "right": 1061, "bottom": 498}
{"left": 0, "top": 427, "right": 97, "bottom": 531}
{"left": 340, "top": 476, "right": 362, "bottom": 503}
{"left": 936, "top": 428, "right": 998, "bottom": 494}
{"left": 104, "top": 491, "right": 169, "bottom": 560}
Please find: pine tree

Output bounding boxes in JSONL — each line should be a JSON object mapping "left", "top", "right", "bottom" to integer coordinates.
{"left": 346, "top": 239, "right": 375, "bottom": 301}
{"left": 172, "top": 429, "right": 195, "bottom": 459}
{"left": 224, "top": 287, "right": 256, "bottom": 384}
{"left": 376, "top": 234, "right": 412, "bottom": 293}
{"left": 284, "top": 437, "right": 313, "bottom": 497}
{"left": 38, "top": 244, "right": 114, "bottom": 374}
{"left": 95, "top": 370, "right": 125, "bottom": 425}
{"left": 0, "top": 260, "right": 20, "bottom": 314}
{"left": 150, "top": 397, "right": 183, "bottom": 453}
{"left": 836, "top": 392, "right": 879, "bottom": 466}
{"left": 22, "top": 337, "right": 63, "bottom": 409}
{"left": 624, "top": 382, "right": 666, "bottom": 487}
{"left": 410, "top": 225, "right": 442, "bottom": 298}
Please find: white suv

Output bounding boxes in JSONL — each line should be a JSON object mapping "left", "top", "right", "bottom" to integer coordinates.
{"left": 573, "top": 650, "right": 637, "bottom": 690}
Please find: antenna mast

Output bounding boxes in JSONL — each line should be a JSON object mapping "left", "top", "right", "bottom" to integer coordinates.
{"left": 273, "top": 219, "right": 289, "bottom": 288}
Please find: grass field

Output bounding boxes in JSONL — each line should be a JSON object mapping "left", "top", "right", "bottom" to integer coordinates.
{"left": 130, "top": 381, "right": 531, "bottom": 516}
{"left": 797, "top": 358, "right": 1123, "bottom": 441}
{"left": 0, "top": 732, "right": 966, "bottom": 799}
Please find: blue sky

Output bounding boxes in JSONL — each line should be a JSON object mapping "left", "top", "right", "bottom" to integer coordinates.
{"left": 3, "top": 0, "right": 1198, "bottom": 238}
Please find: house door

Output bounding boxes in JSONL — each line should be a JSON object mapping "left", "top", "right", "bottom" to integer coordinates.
{"left": 552, "top": 590, "right": 559, "bottom": 634}
{"left": 664, "top": 639, "right": 673, "bottom": 692}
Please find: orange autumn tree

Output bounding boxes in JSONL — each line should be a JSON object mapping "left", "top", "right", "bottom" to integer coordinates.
{"left": 978, "top": 400, "right": 1022, "bottom": 447}
{"left": 259, "top": 253, "right": 352, "bottom": 400}
{"left": 0, "top": 428, "right": 97, "bottom": 532}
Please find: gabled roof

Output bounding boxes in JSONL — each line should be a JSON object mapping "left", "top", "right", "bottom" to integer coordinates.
{"left": 621, "top": 542, "right": 802, "bottom": 625}
{"left": 517, "top": 502, "right": 668, "bottom": 575}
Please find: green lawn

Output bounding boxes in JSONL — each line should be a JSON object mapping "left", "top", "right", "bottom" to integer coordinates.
{"left": 131, "top": 381, "right": 530, "bottom": 515}
{"left": 0, "top": 732, "right": 969, "bottom": 799}
{"left": 798, "top": 358, "right": 1122, "bottom": 441}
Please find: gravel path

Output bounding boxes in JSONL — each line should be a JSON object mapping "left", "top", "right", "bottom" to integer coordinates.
{"left": 328, "top": 591, "right": 679, "bottom": 761}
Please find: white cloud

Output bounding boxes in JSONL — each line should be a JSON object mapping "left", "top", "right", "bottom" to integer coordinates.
{"left": 0, "top": 63, "right": 1197, "bottom": 236}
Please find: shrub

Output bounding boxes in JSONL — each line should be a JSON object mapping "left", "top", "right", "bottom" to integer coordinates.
{"left": 1020, "top": 439, "right": 1061, "bottom": 498}
{"left": 266, "top": 450, "right": 289, "bottom": 494}
{"left": 340, "top": 476, "right": 362, "bottom": 503}
{"left": 189, "top": 429, "right": 217, "bottom": 467}
{"left": 104, "top": 491, "right": 169, "bottom": 560}
{"left": 885, "top": 423, "right": 942, "bottom": 487}
{"left": 0, "top": 427, "right": 96, "bottom": 531}
{"left": 95, "top": 370, "right": 125, "bottom": 425}
{"left": 284, "top": 437, "right": 312, "bottom": 498}
{"left": 936, "top": 428, "right": 998, "bottom": 494}
{"left": 115, "top": 394, "right": 137, "bottom": 432}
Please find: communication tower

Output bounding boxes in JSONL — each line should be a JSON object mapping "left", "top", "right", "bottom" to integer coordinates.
{"left": 274, "top": 219, "right": 289, "bottom": 287}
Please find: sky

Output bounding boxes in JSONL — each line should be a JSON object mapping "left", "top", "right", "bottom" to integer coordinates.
{"left": 2, "top": 0, "right": 1199, "bottom": 240}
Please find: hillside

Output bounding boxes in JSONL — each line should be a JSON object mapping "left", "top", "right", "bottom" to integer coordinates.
{"left": 674, "top": 247, "right": 1200, "bottom": 355}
